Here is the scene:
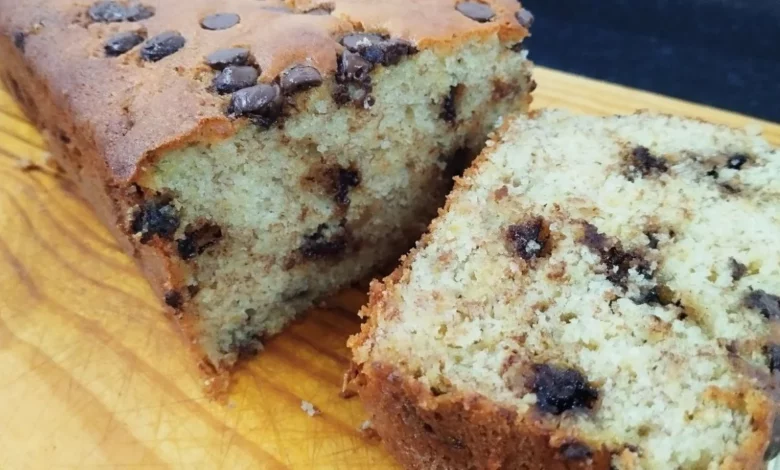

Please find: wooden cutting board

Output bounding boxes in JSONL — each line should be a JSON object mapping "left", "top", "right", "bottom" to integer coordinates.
{"left": 1, "top": 67, "right": 779, "bottom": 470}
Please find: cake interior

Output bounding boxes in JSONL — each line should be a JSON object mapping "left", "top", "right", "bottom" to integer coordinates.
{"left": 137, "top": 37, "right": 533, "bottom": 364}
{"left": 355, "top": 111, "right": 779, "bottom": 469}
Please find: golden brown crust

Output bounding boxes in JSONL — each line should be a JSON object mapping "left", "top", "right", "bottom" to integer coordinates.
{"left": 355, "top": 362, "right": 613, "bottom": 470}
{"left": 0, "top": 0, "right": 529, "bottom": 182}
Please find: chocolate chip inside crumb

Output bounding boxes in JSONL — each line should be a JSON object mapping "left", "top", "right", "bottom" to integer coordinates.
{"left": 228, "top": 84, "right": 283, "bottom": 127}
{"left": 89, "top": 1, "right": 154, "bottom": 23}
{"left": 456, "top": 1, "right": 495, "bottom": 22}
{"left": 140, "top": 31, "right": 185, "bottom": 62}
{"left": 300, "top": 224, "right": 348, "bottom": 260}
{"left": 200, "top": 12, "right": 240, "bottom": 30}
{"left": 213, "top": 65, "right": 259, "bottom": 94}
{"left": 730, "top": 258, "right": 748, "bottom": 281}
{"left": 506, "top": 217, "right": 550, "bottom": 261}
{"left": 104, "top": 31, "right": 146, "bottom": 57}
{"left": 339, "top": 51, "right": 374, "bottom": 82}
{"left": 131, "top": 195, "right": 180, "bottom": 243}
{"left": 579, "top": 222, "right": 651, "bottom": 288}
{"left": 628, "top": 146, "right": 668, "bottom": 178}
{"left": 745, "top": 290, "right": 780, "bottom": 321}
{"left": 164, "top": 290, "right": 183, "bottom": 309}
{"left": 532, "top": 364, "right": 598, "bottom": 415}
{"left": 515, "top": 8, "right": 534, "bottom": 28}
{"left": 765, "top": 345, "right": 780, "bottom": 373}
{"left": 440, "top": 86, "right": 458, "bottom": 123}
{"left": 13, "top": 31, "right": 26, "bottom": 52}
{"left": 177, "top": 222, "right": 223, "bottom": 260}
{"left": 727, "top": 154, "right": 749, "bottom": 170}
{"left": 280, "top": 65, "right": 323, "bottom": 95}
{"left": 332, "top": 167, "right": 360, "bottom": 205}
{"left": 560, "top": 442, "right": 593, "bottom": 461}
{"left": 205, "top": 48, "right": 251, "bottom": 70}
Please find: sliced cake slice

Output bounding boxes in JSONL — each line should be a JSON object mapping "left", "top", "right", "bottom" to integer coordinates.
{"left": 350, "top": 110, "right": 780, "bottom": 469}
{"left": 0, "top": 0, "right": 534, "bottom": 373}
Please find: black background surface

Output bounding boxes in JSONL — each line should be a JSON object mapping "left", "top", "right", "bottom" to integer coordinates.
{"left": 521, "top": 0, "right": 780, "bottom": 122}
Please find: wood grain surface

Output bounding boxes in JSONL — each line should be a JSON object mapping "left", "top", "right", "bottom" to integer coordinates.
{"left": 0, "top": 67, "right": 778, "bottom": 470}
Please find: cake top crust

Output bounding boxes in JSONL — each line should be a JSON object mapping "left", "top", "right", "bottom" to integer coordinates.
{"left": 0, "top": 0, "right": 529, "bottom": 181}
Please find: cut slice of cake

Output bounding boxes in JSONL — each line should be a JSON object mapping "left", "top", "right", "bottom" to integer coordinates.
{"left": 350, "top": 110, "right": 780, "bottom": 469}
{"left": 0, "top": 0, "right": 534, "bottom": 373}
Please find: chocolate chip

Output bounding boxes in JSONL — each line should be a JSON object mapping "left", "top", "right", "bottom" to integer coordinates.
{"left": 140, "top": 31, "right": 185, "bottom": 62}
{"left": 628, "top": 146, "right": 667, "bottom": 178}
{"left": 342, "top": 33, "right": 386, "bottom": 52}
{"left": 730, "top": 258, "right": 748, "bottom": 281}
{"left": 635, "top": 284, "right": 675, "bottom": 306}
{"left": 13, "top": 31, "right": 26, "bottom": 52}
{"left": 89, "top": 1, "right": 154, "bottom": 23}
{"left": 228, "top": 84, "right": 283, "bottom": 128}
{"left": 177, "top": 222, "right": 223, "bottom": 260}
{"left": 515, "top": 8, "right": 534, "bottom": 28}
{"left": 200, "top": 12, "right": 240, "bottom": 30}
{"left": 745, "top": 290, "right": 780, "bottom": 321}
{"left": 532, "top": 364, "right": 598, "bottom": 415}
{"left": 331, "top": 167, "right": 360, "bottom": 205}
{"left": 164, "top": 290, "right": 183, "bottom": 309}
{"left": 305, "top": 6, "right": 332, "bottom": 15}
{"left": 456, "top": 1, "right": 495, "bottom": 22}
{"left": 559, "top": 442, "right": 593, "bottom": 461}
{"left": 706, "top": 167, "right": 719, "bottom": 178}
{"left": 506, "top": 217, "right": 550, "bottom": 261}
{"left": 300, "top": 224, "right": 348, "bottom": 260}
{"left": 646, "top": 232, "right": 660, "bottom": 249}
{"left": 341, "top": 33, "right": 416, "bottom": 66}
{"left": 727, "top": 154, "right": 749, "bottom": 170}
{"left": 765, "top": 344, "right": 780, "bottom": 372}
{"left": 280, "top": 65, "right": 323, "bottom": 95}
{"left": 104, "top": 31, "right": 146, "bottom": 57}
{"left": 440, "top": 86, "right": 457, "bottom": 123}
{"left": 339, "top": 51, "right": 373, "bottom": 82}
{"left": 130, "top": 195, "right": 180, "bottom": 243}
{"left": 205, "top": 48, "right": 251, "bottom": 70}
{"left": 580, "top": 222, "right": 651, "bottom": 287}
{"left": 213, "top": 65, "right": 258, "bottom": 94}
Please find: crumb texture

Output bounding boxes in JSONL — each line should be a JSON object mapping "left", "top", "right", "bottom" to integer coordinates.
{"left": 354, "top": 110, "right": 779, "bottom": 469}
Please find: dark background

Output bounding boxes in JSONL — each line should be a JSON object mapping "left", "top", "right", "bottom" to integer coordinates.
{"left": 522, "top": 0, "right": 780, "bottom": 122}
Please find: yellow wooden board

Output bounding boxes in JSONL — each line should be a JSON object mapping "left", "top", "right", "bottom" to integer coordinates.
{"left": 1, "top": 67, "right": 778, "bottom": 470}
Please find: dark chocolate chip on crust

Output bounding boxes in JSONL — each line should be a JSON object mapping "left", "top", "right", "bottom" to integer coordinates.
{"left": 341, "top": 33, "right": 416, "bottom": 66}
{"left": 104, "top": 31, "right": 146, "bottom": 57}
{"left": 515, "top": 8, "right": 534, "bottom": 28}
{"left": 131, "top": 195, "right": 180, "bottom": 243}
{"left": 228, "top": 84, "right": 284, "bottom": 128}
{"left": 200, "top": 12, "right": 241, "bottom": 30}
{"left": 341, "top": 33, "right": 386, "bottom": 52}
{"left": 300, "top": 224, "right": 348, "bottom": 260}
{"left": 89, "top": 1, "right": 154, "bottom": 23}
{"left": 628, "top": 146, "right": 668, "bottom": 178}
{"left": 532, "top": 364, "right": 599, "bottom": 415}
{"left": 506, "top": 217, "right": 551, "bottom": 261}
{"left": 339, "top": 51, "right": 374, "bottom": 82}
{"left": 765, "top": 344, "right": 780, "bottom": 373}
{"left": 331, "top": 167, "right": 361, "bottom": 205}
{"left": 280, "top": 65, "right": 323, "bottom": 95}
{"left": 727, "top": 154, "right": 749, "bottom": 170}
{"left": 745, "top": 290, "right": 780, "bottom": 320}
{"left": 177, "top": 222, "right": 223, "bottom": 260}
{"left": 205, "top": 48, "right": 252, "bottom": 70}
{"left": 164, "top": 290, "right": 183, "bottom": 309}
{"left": 140, "top": 31, "right": 185, "bottom": 62}
{"left": 440, "top": 86, "right": 458, "bottom": 123}
{"left": 13, "top": 31, "right": 26, "bottom": 52}
{"left": 456, "top": 1, "right": 495, "bottom": 23}
{"left": 213, "top": 65, "right": 259, "bottom": 94}
{"left": 559, "top": 442, "right": 593, "bottom": 461}
{"left": 730, "top": 258, "right": 748, "bottom": 281}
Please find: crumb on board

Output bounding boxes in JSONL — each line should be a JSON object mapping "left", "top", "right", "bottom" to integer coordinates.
{"left": 359, "top": 420, "right": 380, "bottom": 441}
{"left": 301, "top": 400, "right": 321, "bottom": 417}
{"left": 15, "top": 158, "right": 43, "bottom": 172}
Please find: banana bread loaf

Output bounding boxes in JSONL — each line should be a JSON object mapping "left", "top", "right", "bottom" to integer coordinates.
{"left": 350, "top": 110, "right": 780, "bottom": 469}
{"left": 0, "top": 0, "right": 534, "bottom": 370}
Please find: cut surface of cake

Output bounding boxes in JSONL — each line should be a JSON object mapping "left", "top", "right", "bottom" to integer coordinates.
{"left": 0, "top": 0, "right": 534, "bottom": 369}
{"left": 350, "top": 110, "right": 780, "bottom": 469}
